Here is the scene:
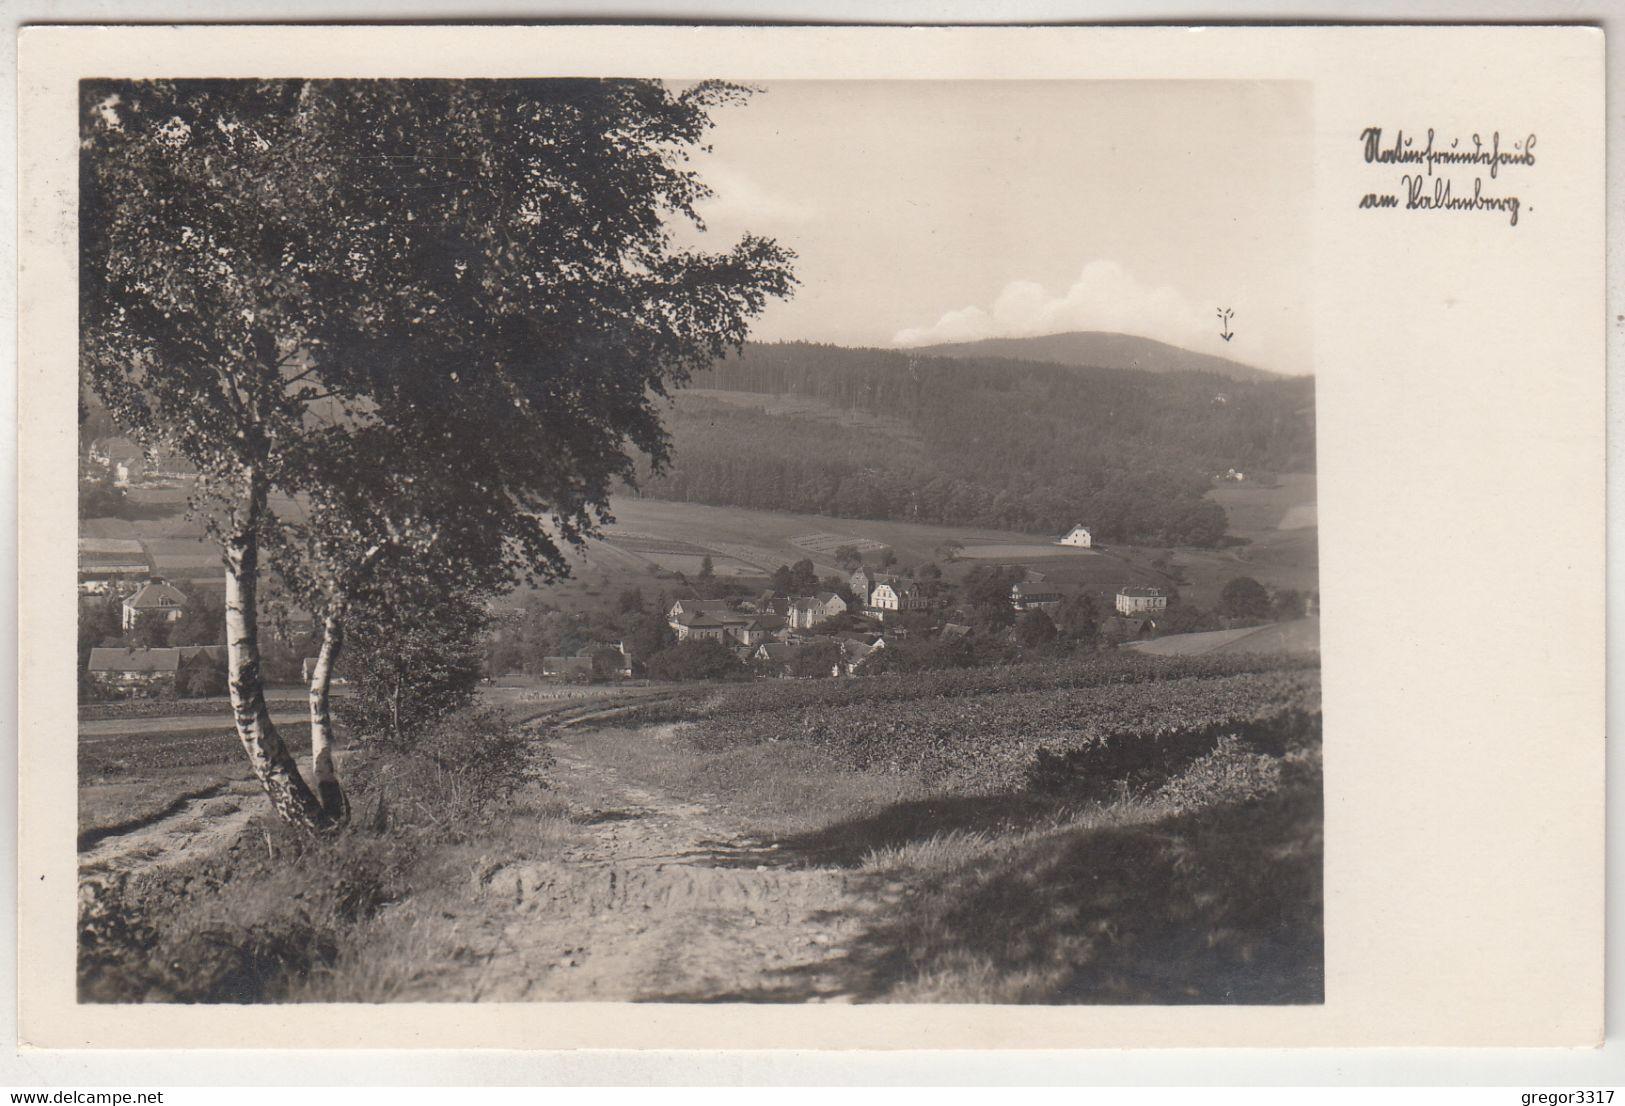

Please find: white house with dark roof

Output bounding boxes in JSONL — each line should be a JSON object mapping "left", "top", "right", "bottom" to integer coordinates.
{"left": 1115, "top": 586, "right": 1170, "bottom": 616}
{"left": 121, "top": 579, "right": 187, "bottom": 629}
{"left": 1058, "top": 524, "right": 1093, "bottom": 548}
{"left": 88, "top": 645, "right": 225, "bottom": 690}
{"left": 869, "top": 577, "right": 930, "bottom": 619}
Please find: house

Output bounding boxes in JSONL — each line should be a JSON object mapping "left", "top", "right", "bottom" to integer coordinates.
{"left": 729, "top": 615, "right": 785, "bottom": 646}
{"left": 579, "top": 642, "right": 634, "bottom": 679}
{"left": 837, "top": 638, "right": 880, "bottom": 675}
{"left": 849, "top": 566, "right": 880, "bottom": 605}
{"left": 786, "top": 592, "right": 846, "bottom": 631}
{"left": 667, "top": 597, "right": 732, "bottom": 626}
{"left": 541, "top": 655, "right": 595, "bottom": 680}
{"left": 786, "top": 598, "right": 822, "bottom": 631}
{"left": 78, "top": 538, "right": 152, "bottom": 595}
{"left": 87, "top": 645, "right": 225, "bottom": 692}
{"left": 751, "top": 641, "right": 798, "bottom": 676}
{"left": 671, "top": 612, "right": 729, "bottom": 642}
{"left": 121, "top": 578, "right": 187, "bottom": 630}
{"left": 869, "top": 577, "right": 931, "bottom": 619}
{"left": 88, "top": 647, "right": 179, "bottom": 687}
{"left": 940, "top": 622, "right": 972, "bottom": 640}
{"left": 1115, "top": 586, "right": 1170, "bottom": 615}
{"left": 1058, "top": 525, "right": 1093, "bottom": 548}
{"left": 1010, "top": 582, "right": 1077, "bottom": 612}
{"left": 175, "top": 646, "right": 229, "bottom": 692}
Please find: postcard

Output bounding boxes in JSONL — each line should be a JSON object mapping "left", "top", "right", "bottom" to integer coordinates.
{"left": 15, "top": 23, "right": 1604, "bottom": 1050}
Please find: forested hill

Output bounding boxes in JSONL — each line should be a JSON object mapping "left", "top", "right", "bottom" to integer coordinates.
{"left": 912, "top": 330, "right": 1287, "bottom": 382}
{"left": 634, "top": 341, "right": 1316, "bottom": 547}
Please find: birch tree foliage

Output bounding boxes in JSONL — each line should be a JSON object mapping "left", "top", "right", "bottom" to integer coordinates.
{"left": 80, "top": 78, "right": 797, "bottom": 831}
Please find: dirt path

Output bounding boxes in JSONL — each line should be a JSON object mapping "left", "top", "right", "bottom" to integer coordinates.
{"left": 432, "top": 733, "right": 887, "bottom": 1003}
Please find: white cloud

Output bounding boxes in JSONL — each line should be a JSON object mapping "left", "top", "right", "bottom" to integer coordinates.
{"left": 892, "top": 260, "right": 1211, "bottom": 349}
{"left": 693, "top": 160, "right": 814, "bottom": 231}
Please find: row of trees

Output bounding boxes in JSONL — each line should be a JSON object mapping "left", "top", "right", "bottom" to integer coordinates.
{"left": 81, "top": 77, "right": 794, "bottom": 830}
{"left": 631, "top": 342, "right": 1316, "bottom": 544}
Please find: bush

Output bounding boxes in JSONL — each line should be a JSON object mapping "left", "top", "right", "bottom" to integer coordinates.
{"left": 179, "top": 656, "right": 228, "bottom": 698}
{"left": 78, "top": 824, "right": 416, "bottom": 1003}
{"left": 645, "top": 639, "right": 744, "bottom": 682}
{"left": 1153, "top": 734, "right": 1284, "bottom": 813}
{"left": 1218, "top": 576, "right": 1271, "bottom": 623}
{"left": 343, "top": 706, "right": 553, "bottom": 830}
{"left": 336, "top": 596, "right": 488, "bottom": 743}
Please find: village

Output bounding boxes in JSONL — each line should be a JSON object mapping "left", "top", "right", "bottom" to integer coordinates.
{"left": 79, "top": 455, "right": 1324, "bottom": 700}
{"left": 652, "top": 557, "right": 1179, "bottom": 680}
{"left": 79, "top": 518, "right": 1210, "bottom": 694}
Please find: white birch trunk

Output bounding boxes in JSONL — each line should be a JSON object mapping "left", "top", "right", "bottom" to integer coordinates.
{"left": 308, "top": 608, "right": 349, "bottom": 823}
{"left": 224, "top": 470, "right": 330, "bottom": 832}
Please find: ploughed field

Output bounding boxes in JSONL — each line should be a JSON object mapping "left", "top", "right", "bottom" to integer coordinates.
{"left": 79, "top": 650, "right": 1321, "bottom": 1005}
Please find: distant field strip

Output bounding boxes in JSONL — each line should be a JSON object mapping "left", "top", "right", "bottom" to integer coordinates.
{"left": 600, "top": 531, "right": 715, "bottom": 556}
{"left": 790, "top": 532, "right": 890, "bottom": 555}
{"left": 705, "top": 542, "right": 780, "bottom": 571}
{"left": 957, "top": 542, "right": 1097, "bottom": 559}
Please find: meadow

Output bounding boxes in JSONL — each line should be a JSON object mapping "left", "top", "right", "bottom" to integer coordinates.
{"left": 581, "top": 647, "right": 1324, "bottom": 1003}
{"left": 78, "top": 648, "right": 1320, "bottom": 1004}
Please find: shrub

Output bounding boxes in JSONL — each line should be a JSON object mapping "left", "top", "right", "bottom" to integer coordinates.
{"left": 78, "top": 824, "right": 417, "bottom": 1003}
{"left": 645, "top": 639, "right": 744, "bottom": 681}
{"left": 336, "top": 596, "right": 488, "bottom": 743}
{"left": 1153, "top": 734, "right": 1284, "bottom": 813}
{"left": 344, "top": 706, "right": 552, "bottom": 830}
{"left": 179, "top": 655, "right": 228, "bottom": 698}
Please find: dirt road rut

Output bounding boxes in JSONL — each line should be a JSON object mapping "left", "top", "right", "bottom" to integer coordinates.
{"left": 454, "top": 738, "right": 883, "bottom": 1003}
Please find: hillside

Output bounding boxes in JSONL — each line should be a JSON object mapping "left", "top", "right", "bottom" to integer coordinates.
{"left": 639, "top": 341, "right": 1316, "bottom": 546}
{"left": 910, "top": 330, "right": 1291, "bottom": 382}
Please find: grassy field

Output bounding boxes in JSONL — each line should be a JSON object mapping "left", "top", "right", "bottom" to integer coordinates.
{"left": 78, "top": 720, "right": 311, "bottom": 845}
{"left": 571, "top": 652, "right": 1323, "bottom": 1003}
{"left": 1206, "top": 474, "right": 1318, "bottom": 534}
{"left": 499, "top": 495, "right": 1193, "bottom": 612}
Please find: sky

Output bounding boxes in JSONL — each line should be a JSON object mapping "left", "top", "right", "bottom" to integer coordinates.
{"left": 676, "top": 80, "right": 1312, "bottom": 376}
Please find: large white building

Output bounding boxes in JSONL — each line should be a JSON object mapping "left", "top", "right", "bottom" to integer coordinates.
{"left": 869, "top": 578, "right": 931, "bottom": 619}
{"left": 121, "top": 579, "right": 187, "bottom": 630}
{"left": 1115, "top": 586, "right": 1169, "bottom": 616}
{"left": 1058, "top": 525, "right": 1093, "bottom": 548}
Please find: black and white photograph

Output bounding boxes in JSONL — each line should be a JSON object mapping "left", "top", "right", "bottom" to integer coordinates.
{"left": 67, "top": 75, "right": 1325, "bottom": 1007}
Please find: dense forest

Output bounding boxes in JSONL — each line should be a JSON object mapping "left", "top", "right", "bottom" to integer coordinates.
{"left": 634, "top": 341, "right": 1316, "bottom": 545}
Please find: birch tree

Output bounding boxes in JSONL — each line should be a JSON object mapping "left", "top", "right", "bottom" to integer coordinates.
{"left": 269, "top": 425, "right": 515, "bottom": 822}
{"left": 81, "top": 78, "right": 796, "bottom": 831}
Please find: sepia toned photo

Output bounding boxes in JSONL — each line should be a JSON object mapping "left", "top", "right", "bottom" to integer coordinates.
{"left": 68, "top": 76, "right": 1324, "bottom": 1007}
